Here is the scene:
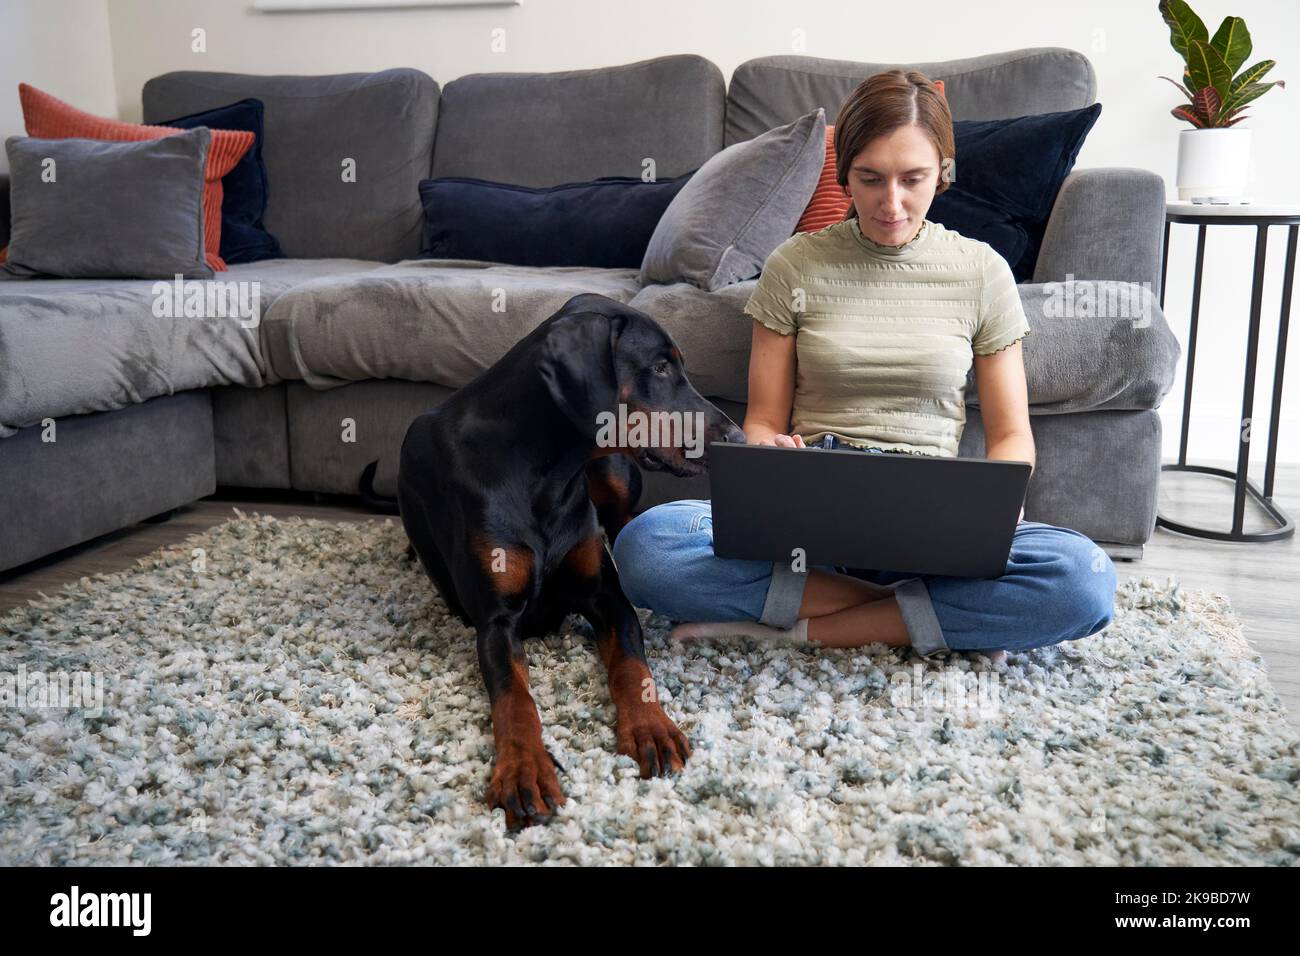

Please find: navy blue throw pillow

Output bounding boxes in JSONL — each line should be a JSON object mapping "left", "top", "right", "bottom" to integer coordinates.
{"left": 156, "top": 98, "right": 283, "bottom": 265}
{"left": 417, "top": 173, "right": 694, "bottom": 269}
{"left": 930, "top": 103, "right": 1101, "bottom": 282}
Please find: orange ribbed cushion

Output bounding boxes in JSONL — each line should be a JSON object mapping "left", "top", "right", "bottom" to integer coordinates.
{"left": 11, "top": 82, "right": 255, "bottom": 272}
{"left": 794, "top": 125, "right": 853, "bottom": 234}
{"left": 795, "top": 79, "right": 945, "bottom": 235}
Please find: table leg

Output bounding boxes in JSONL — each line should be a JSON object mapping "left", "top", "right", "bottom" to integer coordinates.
{"left": 1179, "top": 225, "right": 1207, "bottom": 466}
{"left": 1233, "top": 225, "right": 1270, "bottom": 535}
{"left": 1160, "top": 220, "right": 1171, "bottom": 310}
{"left": 1157, "top": 216, "right": 1295, "bottom": 542}
{"left": 1264, "top": 225, "right": 1297, "bottom": 500}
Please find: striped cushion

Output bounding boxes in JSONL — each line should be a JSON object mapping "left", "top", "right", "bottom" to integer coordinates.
{"left": 8, "top": 83, "right": 254, "bottom": 271}
{"left": 794, "top": 126, "right": 853, "bottom": 233}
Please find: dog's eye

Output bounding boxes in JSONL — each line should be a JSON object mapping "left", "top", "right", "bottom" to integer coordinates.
{"left": 652, "top": 360, "right": 670, "bottom": 375}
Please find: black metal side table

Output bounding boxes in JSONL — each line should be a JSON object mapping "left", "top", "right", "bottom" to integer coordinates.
{"left": 1158, "top": 202, "right": 1299, "bottom": 542}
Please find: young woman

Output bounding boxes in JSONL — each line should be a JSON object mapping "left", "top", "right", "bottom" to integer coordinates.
{"left": 611, "top": 70, "right": 1117, "bottom": 661}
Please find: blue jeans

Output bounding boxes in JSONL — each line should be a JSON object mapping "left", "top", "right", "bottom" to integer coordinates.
{"left": 611, "top": 435, "right": 1118, "bottom": 656}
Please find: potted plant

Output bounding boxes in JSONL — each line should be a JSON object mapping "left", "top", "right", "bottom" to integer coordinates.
{"left": 1158, "top": 0, "right": 1285, "bottom": 201}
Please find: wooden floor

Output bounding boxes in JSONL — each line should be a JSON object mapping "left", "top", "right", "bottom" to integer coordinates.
{"left": 3, "top": 459, "right": 1298, "bottom": 732}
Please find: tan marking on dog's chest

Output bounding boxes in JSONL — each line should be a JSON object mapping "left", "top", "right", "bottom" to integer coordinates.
{"left": 563, "top": 533, "right": 605, "bottom": 581}
{"left": 471, "top": 535, "right": 534, "bottom": 597}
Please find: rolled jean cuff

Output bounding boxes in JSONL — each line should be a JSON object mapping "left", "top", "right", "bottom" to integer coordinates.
{"left": 892, "top": 577, "right": 949, "bottom": 657}
{"left": 759, "top": 560, "right": 807, "bottom": 629}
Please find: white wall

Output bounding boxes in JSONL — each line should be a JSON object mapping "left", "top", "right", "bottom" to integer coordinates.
{"left": 5, "top": 0, "right": 1300, "bottom": 466}
{"left": 0, "top": 0, "right": 117, "bottom": 175}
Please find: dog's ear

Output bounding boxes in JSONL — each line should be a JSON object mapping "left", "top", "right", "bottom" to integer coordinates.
{"left": 539, "top": 310, "right": 628, "bottom": 435}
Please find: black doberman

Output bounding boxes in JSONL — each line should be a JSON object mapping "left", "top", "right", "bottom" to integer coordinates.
{"left": 391, "top": 293, "right": 745, "bottom": 829}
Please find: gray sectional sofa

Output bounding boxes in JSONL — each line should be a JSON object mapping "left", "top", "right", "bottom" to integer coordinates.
{"left": 0, "top": 48, "right": 1179, "bottom": 573}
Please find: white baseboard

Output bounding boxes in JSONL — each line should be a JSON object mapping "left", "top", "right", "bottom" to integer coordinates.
{"left": 1157, "top": 408, "right": 1300, "bottom": 466}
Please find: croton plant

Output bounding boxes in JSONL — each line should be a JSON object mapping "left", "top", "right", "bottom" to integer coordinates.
{"left": 1158, "top": 0, "right": 1285, "bottom": 128}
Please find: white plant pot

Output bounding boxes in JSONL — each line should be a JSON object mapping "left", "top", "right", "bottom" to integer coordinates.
{"left": 1176, "top": 127, "right": 1252, "bottom": 201}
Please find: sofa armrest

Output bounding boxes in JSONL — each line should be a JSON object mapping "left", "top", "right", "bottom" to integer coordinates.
{"left": 964, "top": 281, "right": 1181, "bottom": 414}
{"left": 0, "top": 173, "right": 9, "bottom": 249}
{"left": 1032, "top": 168, "right": 1167, "bottom": 299}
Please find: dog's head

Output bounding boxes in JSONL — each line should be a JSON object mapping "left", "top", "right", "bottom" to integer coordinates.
{"left": 538, "top": 294, "right": 746, "bottom": 477}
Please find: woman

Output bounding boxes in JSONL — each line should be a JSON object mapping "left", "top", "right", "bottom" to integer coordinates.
{"left": 612, "top": 70, "right": 1117, "bottom": 661}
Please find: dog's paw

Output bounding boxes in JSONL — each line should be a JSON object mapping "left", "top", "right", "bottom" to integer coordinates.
{"left": 615, "top": 704, "right": 692, "bottom": 779}
{"left": 487, "top": 739, "right": 567, "bottom": 830}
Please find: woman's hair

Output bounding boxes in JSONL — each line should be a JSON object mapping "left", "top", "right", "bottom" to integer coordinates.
{"left": 834, "top": 69, "right": 954, "bottom": 220}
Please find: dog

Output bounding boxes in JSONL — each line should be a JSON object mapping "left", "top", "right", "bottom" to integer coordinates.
{"left": 383, "top": 293, "right": 745, "bottom": 829}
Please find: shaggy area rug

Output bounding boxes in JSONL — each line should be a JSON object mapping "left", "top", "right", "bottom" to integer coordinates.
{"left": 1, "top": 511, "right": 1297, "bottom": 866}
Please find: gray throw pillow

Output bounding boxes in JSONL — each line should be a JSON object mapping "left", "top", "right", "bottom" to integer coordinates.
{"left": 640, "top": 108, "right": 826, "bottom": 291}
{"left": 2, "top": 126, "right": 213, "bottom": 280}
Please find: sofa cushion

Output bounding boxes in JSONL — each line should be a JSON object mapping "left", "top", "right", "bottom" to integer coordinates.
{"left": 725, "top": 49, "right": 1096, "bottom": 145}
{"left": 154, "top": 97, "right": 284, "bottom": 265}
{"left": 931, "top": 105, "right": 1103, "bottom": 282}
{"left": 641, "top": 108, "right": 826, "bottom": 292}
{"left": 628, "top": 279, "right": 1179, "bottom": 415}
{"left": 0, "top": 258, "right": 385, "bottom": 436}
{"left": 143, "top": 69, "right": 438, "bottom": 262}
{"left": 430, "top": 55, "right": 723, "bottom": 187}
{"left": 285, "top": 379, "right": 454, "bottom": 496}
{"left": 968, "top": 280, "right": 1181, "bottom": 414}
{"left": 11, "top": 82, "right": 255, "bottom": 272}
{"left": 2, "top": 128, "right": 213, "bottom": 280}
{"left": 0, "top": 391, "right": 216, "bottom": 574}
{"left": 417, "top": 172, "right": 692, "bottom": 268}
{"left": 627, "top": 280, "right": 760, "bottom": 401}
{"left": 258, "top": 260, "right": 643, "bottom": 389}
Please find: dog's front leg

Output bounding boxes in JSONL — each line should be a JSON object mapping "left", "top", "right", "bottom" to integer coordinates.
{"left": 477, "top": 616, "right": 566, "bottom": 830}
{"left": 575, "top": 540, "right": 692, "bottom": 778}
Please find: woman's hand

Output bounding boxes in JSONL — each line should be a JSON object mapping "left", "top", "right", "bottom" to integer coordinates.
{"left": 756, "top": 433, "right": 806, "bottom": 448}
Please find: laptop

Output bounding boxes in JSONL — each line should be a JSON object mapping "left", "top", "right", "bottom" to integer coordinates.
{"left": 707, "top": 442, "right": 1032, "bottom": 579}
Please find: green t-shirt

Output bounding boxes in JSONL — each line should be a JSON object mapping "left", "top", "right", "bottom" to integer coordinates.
{"left": 743, "top": 217, "right": 1031, "bottom": 457}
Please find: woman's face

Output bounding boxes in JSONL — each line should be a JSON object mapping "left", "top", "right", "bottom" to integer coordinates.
{"left": 844, "top": 124, "right": 943, "bottom": 245}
